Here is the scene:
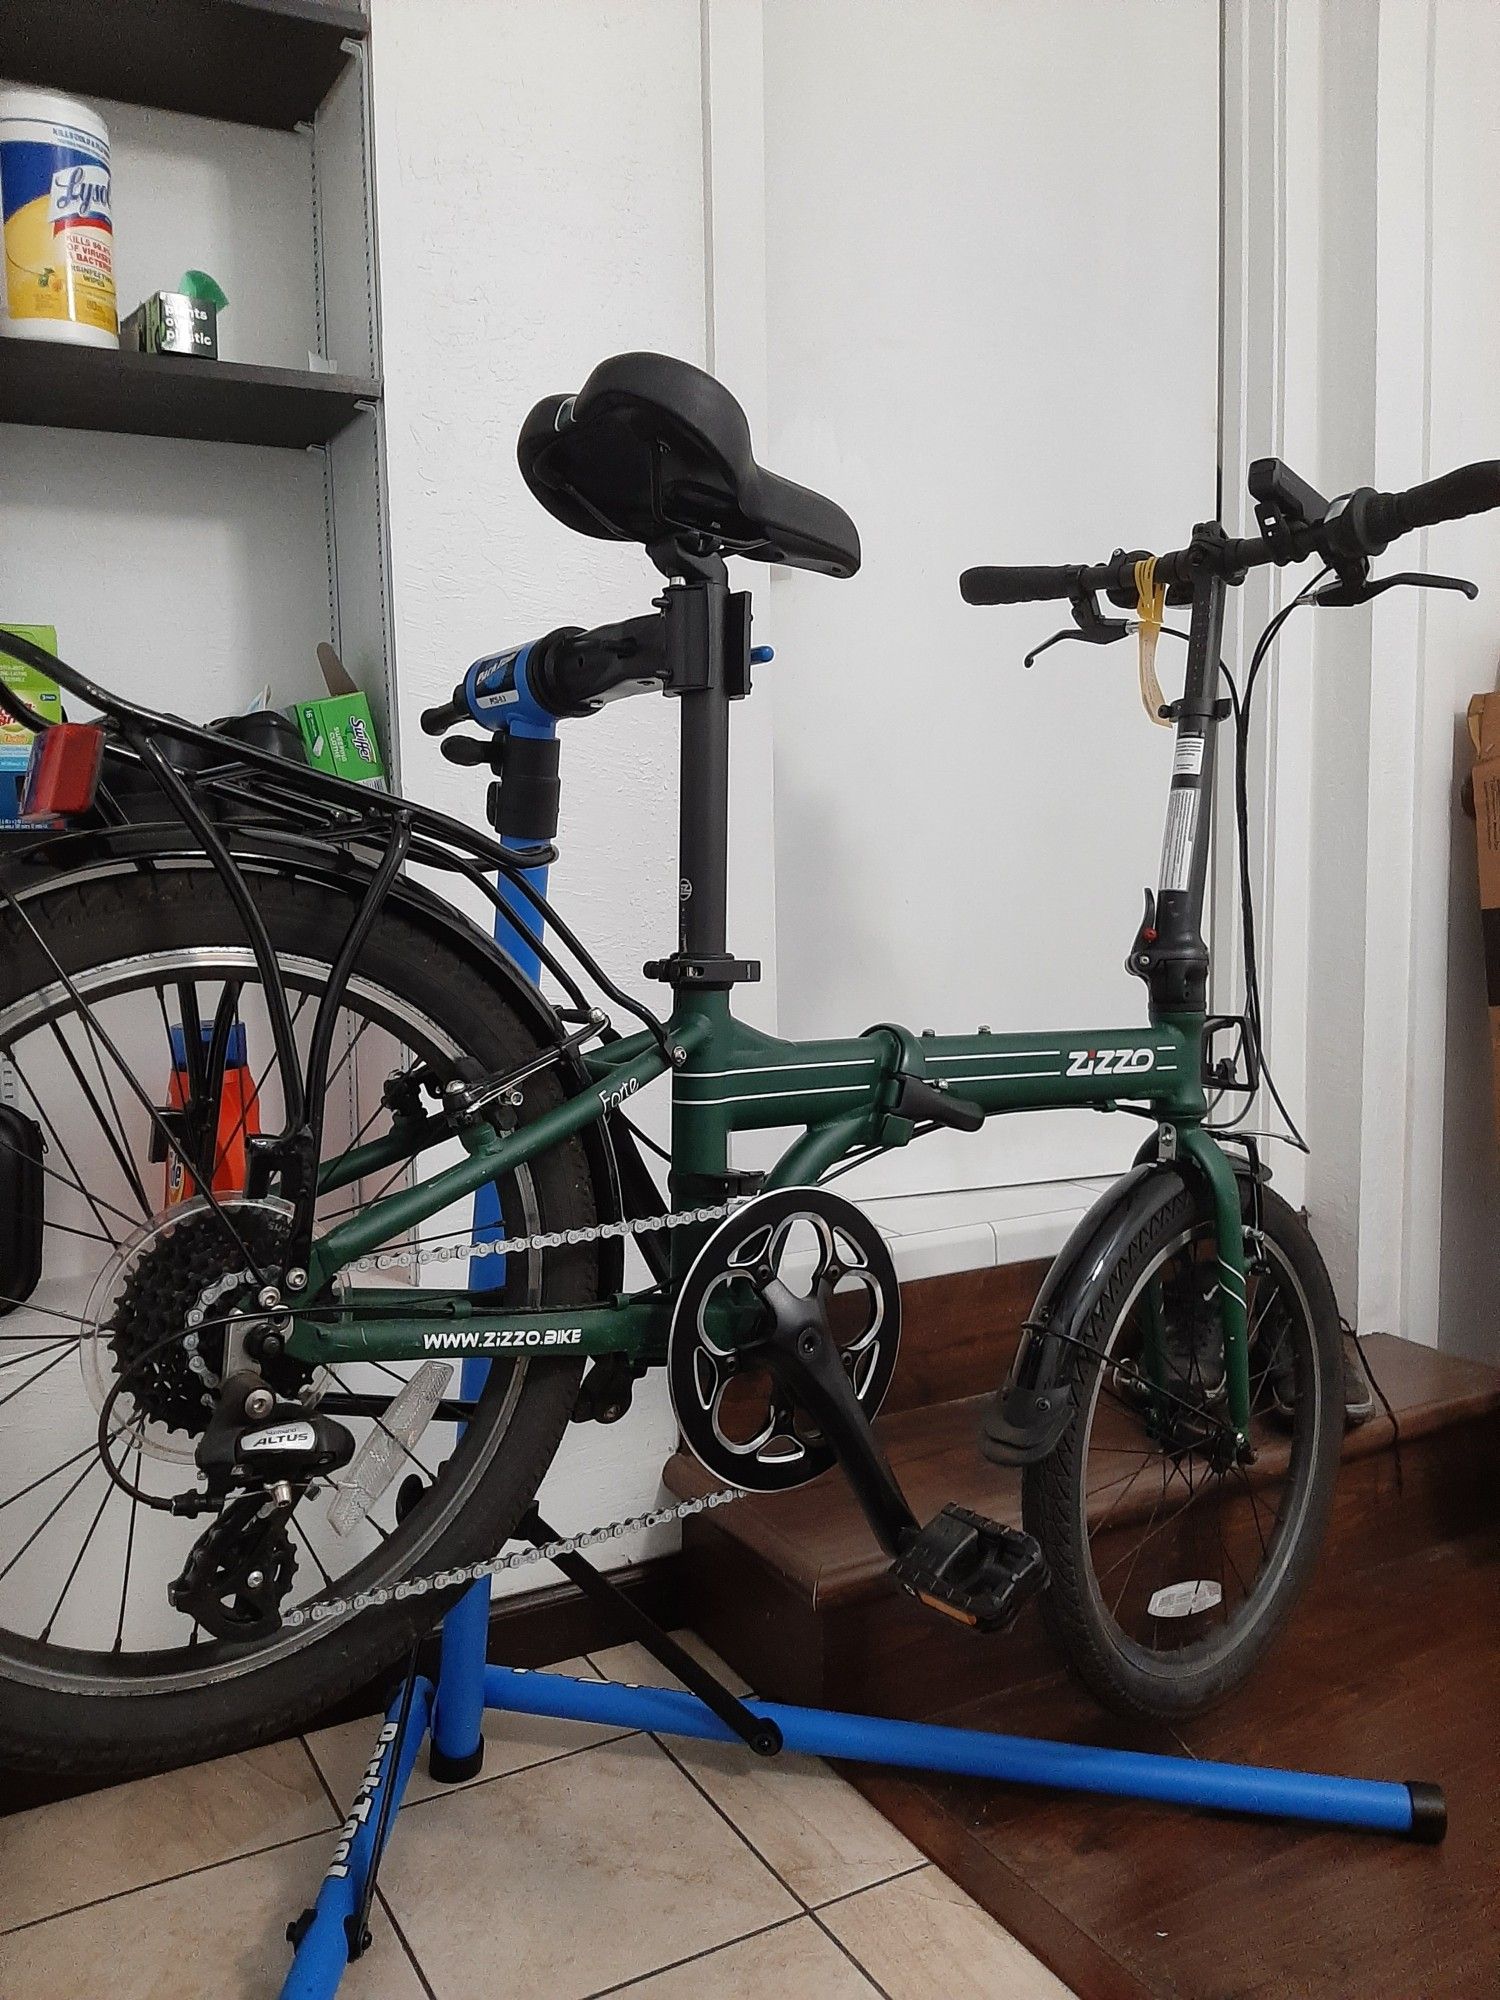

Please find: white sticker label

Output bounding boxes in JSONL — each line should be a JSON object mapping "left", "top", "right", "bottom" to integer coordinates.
{"left": 1147, "top": 1579, "right": 1224, "bottom": 1620}
{"left": 1172, "top": 736, "right": 1206, "bottom": 778}
{"left": 1159, "top": 788, "right": 1201, "bottom": 894}
{"left": 240, "top": 1421, "right": 318, "bottom": 1454}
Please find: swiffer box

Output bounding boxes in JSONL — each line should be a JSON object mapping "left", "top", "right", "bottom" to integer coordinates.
{"left": 1466, "top": 677, "right": 1500, "bottom": 1138}
{"left": 289, "top": 644, "right": 386, "bottom": 788}
{"left": 290, "top": 691, "right": 386, "bottom": 786}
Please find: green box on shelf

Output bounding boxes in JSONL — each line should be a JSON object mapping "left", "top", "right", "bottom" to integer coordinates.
{"left": 0, "top": 626, "right": 62, "bottom": 774}
{"left": 290, "top": 691, "right": 386, "bottom": 787}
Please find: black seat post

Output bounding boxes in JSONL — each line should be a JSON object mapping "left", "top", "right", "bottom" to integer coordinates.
{"left": 670, "top": 571, "right": 731, "bottom": 962}
{"left": 654, "top": 545, "right": 744, "bottom": 974}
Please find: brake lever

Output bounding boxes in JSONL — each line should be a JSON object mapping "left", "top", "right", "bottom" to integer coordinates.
{"left": 1023, "top": 589, "right": 1130, "bottom": 668}
{"left": 1314, "top": 568, "right": 1479, "bottom": 609}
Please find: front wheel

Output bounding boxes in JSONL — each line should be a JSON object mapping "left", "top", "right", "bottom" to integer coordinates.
{"left": 1024, "top": 1178, "right": 1343, "bottom": 1721}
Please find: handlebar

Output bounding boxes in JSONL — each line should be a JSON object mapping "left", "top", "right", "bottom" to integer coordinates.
{"left": 1346, "top": 460, "right": 1500, "bottom": 550}
{"left": 959, "top": 459, "right": 1500, "bottom": 608}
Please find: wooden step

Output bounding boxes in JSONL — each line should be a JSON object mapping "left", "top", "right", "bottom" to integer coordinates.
{"left": 667, "top": 1331, "right": 1500, "bottom": 1719}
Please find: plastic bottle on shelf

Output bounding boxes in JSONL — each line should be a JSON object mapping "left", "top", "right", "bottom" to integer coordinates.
{"left": 0, "top": 87, "right": 117, "bottom": 347}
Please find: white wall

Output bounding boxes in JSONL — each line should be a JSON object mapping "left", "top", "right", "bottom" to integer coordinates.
{"left": 370, "top": 0, "right": 711, "bottom": 1572}
{"left": 367, "top": 0, "right": 1223, "bottom": 1567}
{"left": 759, "top": 0, "right": 1220, "bottom": 1199}
{"left": 1227, "top": 0, "right": 1500, "bottom": 1360}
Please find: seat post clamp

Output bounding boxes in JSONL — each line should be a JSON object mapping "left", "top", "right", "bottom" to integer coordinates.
{"left": 643, "top": 953, "right": 761, "bottom": 991}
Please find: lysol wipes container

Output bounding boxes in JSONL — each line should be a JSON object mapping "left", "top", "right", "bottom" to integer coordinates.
{"left": 0, "top": 88, "right": 117, "bottom": 347}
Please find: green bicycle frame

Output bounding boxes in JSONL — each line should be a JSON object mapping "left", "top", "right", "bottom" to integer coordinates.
{"left": 282, "top": 558, "right": 1254, "bottom": 1447}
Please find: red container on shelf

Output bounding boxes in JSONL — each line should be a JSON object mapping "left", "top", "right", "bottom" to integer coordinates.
{"left": 164, "top": 1022, "right": 259, "bottom": 1206}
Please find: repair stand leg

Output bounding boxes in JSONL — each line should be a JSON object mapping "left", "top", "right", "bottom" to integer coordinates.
{"left": 280, "top": 1674, "right": 435, "bottom": 2000}
{"left": 431, "top": 819, "right": 552, "bottom": 1784}
{"left": 479, "top": 1669, "right": 1448, "bottom": 1842}
{"left": 427, "top": 1366, "right": 492, "bottom": 1785}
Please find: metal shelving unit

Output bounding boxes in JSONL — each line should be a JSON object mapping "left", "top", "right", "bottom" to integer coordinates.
{"left": 0, "top": 0, "right": 396, "bottom": 755}
{"left": 0, "top": 0, "right": 368, "bottom": 132}
{"left": 0, "top": 342, "right": 378, "bottom": 448}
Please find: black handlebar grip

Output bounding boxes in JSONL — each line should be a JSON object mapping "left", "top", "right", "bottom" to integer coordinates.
{"left": 1393, "top": 460, "right": 1500, "bottom": 532}
{"left": 420, "top": 691, "right": 467, "bottom": 736}
{"left": 1355, "top": 460, "right": 1500, "bottom": 554}
{"left": 959, "top": 564, "right": 1081, "bottom": 606}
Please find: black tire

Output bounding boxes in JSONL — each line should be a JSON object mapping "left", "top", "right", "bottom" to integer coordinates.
{"left": 1023, "top": 1179, "right": 1342, "bottom": 1721}
{"left": 0, "top": 862, "right": 605, "bottom": 1778}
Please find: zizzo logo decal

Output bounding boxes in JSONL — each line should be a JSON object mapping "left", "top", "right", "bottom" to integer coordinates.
{"left": 1066, "top": 1047, "right": 1157, "bottom": 1078}
{"left": 422, "top": 1327, "right": 583, "bottom": 1352}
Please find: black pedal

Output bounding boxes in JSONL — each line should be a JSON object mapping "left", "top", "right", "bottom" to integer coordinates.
{"left": 891, "top": 1504, "right": 1047, "bottom": 1634}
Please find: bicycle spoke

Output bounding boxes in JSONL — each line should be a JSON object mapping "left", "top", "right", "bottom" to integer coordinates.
{"left": 323, "top": 1012, "right": 374, "bottom": 1104}
{"left": 2, "top": 890, "right": 261, "bottom": 1273}
{"left": 0, "top": 1440, "right": 107, "bottom": 1517}
{"left": 0, "top": 1293, "right": 92, "bottom": 1328}
{"left": 0, "top": 1340, "right": 76, "bottom": 1414}
{"left": 81, "top": 1013, "right": 154, "bottom": 1215}
{"left": 112, "top": 1447, "right": 143, "bottom": 1654}
{"left": 0, "top": 1453, "right": 102, "bottom": 1586}
{"left": 1233, "top": 1463, "right": 1271, "bottom": 1561}
{"left": 47, "top": 1020, "right": 151, "bottom": 1218}
{"left": 39, "top": 1472, "right": 117, "bottom": 1641}
{"left": 1108, "top": 1455, "right": 1170, "bottom": 1620}
{"left": 6, "top": 1047, "right": 137, "bottom": 1240}
{"left": 289, "top": 1513, "right": 336, "bottom": 1591}
{"left": 0, "top": 1338, "right": 74, "bottom": 1374}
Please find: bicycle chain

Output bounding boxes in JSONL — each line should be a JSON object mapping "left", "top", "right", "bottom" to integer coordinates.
{"left": 281, "top": 1484, "right": 745, "bottom": 1630}
{"left": 340, "top": 1197, "right": 744, "bottom": 1275}
{"left": 224, "top": 1197, "right": 752, "bottom": 1630}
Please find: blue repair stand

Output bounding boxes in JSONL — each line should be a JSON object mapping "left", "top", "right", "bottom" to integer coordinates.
{"left": 280, "top": 719, "right": 1445, "bottom": 2000}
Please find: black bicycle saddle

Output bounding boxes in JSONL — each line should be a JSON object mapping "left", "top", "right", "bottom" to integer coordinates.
{"left": 517, "top": 351, "right": 860, "bottom": 578}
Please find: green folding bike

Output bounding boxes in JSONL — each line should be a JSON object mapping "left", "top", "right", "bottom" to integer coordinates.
{"left": 2, "top": 352, "right": 1495, "bottom": 1780}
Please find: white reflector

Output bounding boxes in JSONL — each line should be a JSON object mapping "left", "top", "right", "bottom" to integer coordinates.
{"left": 328, "top": 1360, "right": 453, "bottom": 1536}
{"left": 1146, "top": 1579, "right": 1224, "bottom": 1620}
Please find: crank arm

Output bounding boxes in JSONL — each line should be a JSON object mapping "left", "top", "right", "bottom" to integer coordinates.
{"left": 752, "top": 1317, "right": 918, "bottom": 1558}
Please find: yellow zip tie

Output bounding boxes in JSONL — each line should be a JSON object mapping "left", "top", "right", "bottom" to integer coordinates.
{"left": 1134, "top": 554, "right": 1170, "bottom": 727}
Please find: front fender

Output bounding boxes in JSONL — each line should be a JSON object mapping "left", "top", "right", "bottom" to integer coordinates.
{"left": 981, "top": 1155, "right": 1253, "bottom": 1468}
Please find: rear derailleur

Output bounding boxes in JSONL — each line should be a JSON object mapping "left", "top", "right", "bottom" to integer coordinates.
{"left": 168, "top": 1371, "right": 355, "bottom": 1640}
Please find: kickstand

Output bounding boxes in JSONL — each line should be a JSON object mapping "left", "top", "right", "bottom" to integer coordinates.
{"left": 519, "top": 1508, "right": 783, "bottom": 1757}
{"left": 347, "top": 1639, "right": 423, "bottom": 1960}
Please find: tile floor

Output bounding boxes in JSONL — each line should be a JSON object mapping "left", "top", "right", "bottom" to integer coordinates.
{"left": 0, "top": 1633, "right": 1074, "bottom": 2000}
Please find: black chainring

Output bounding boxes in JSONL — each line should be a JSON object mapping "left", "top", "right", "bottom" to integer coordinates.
{"left": 104, "top": 1206, "right": 303, "bottom": 1437}
{"left": 667, "top": 1188, "right": 901, "bottom": 1493}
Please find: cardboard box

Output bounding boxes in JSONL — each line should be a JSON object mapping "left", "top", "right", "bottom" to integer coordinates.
{"left": 290, "top": 690, "right": 386, "bottom": 787}
{"left": 0, "top": 625, "right": 62, "bottom": 774}
{"left": 1466, "top": 679, "right": 1500, "bottom": 1137}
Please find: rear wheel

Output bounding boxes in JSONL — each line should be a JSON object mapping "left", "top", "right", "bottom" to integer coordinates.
{"left": 0, "top": 863, "right": 603, "bottom": 1777}
{"left": 1024, "top": 1179, "right": 1342, "bottom": 1720}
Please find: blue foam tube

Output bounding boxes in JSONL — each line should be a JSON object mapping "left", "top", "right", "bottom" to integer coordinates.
{"left": 481, "top": 1669, "right": 1427, "bottom": 1837}
{"left": 281, "top": 1677, "right": 435, "bottom": 2000}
